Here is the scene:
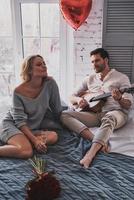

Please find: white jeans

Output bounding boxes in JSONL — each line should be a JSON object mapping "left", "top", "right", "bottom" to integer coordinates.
{"left": 60, "top": 110, "right": 128, "bottom": 145}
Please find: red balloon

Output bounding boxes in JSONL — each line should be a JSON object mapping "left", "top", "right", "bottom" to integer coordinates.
{"left": 60, "top": 0, "right": 92, "bottom": 30}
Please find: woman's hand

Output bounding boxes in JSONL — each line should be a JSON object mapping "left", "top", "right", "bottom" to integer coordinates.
{"left": 33, "top": 136, "right": 47, "bottom": 153}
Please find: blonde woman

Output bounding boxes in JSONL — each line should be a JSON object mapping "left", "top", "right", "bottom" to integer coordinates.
{"left": 0, "top": 55, "right": 62, "bottom": 158}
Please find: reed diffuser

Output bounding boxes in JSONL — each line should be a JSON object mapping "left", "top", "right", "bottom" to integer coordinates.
{"left": 25, "top": 156, "right": 61, "bottom": 200}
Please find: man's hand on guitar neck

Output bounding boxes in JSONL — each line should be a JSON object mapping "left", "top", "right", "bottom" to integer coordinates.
{"left": 111, "top": 89, "right": 122, "bottom": 101}
{"left": 112, "top": 88, "right": 132, "bottom": 109}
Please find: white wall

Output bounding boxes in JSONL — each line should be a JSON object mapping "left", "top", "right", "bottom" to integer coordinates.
{"left": 73, "top": 0, "right": 104, "bottom": 88}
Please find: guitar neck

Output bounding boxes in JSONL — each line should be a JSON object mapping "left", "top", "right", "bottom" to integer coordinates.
{"left": 90, "top": 92, "right": 111, "bottom": 102}
{"left": 89, "top": 86, "right": 134, "bottom": 102}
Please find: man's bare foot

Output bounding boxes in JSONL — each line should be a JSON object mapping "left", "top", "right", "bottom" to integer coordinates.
{"left": 80, "top": 150, "right": 94, "bottom": 168}
{"left": 80, "top": 142, "right": 102, "bottom": 168}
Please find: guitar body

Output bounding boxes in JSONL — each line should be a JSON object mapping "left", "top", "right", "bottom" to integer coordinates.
{"left": 86, "top": 100, "right": 105, "bottom": 113}
{"left": 74, "top": 100, "right": 105, "bottom": 113}
{"left": 72, "top": 91, "right": 106, "bottom": 113}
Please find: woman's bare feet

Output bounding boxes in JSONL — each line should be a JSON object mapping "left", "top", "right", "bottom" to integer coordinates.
{"left": 80, "top": 142, "right": 102, "bottom": 168}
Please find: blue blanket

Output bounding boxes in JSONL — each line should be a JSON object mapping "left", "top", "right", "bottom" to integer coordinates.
{"left": 0, "top": 129, "right": 134, "bottom": 200}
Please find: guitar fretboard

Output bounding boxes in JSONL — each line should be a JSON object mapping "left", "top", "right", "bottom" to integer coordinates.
{"left": 90, "top": 87, "right": 134, "bottom": 102}
{"left": 90, "top": 92, "right": 111, "bottom": 102}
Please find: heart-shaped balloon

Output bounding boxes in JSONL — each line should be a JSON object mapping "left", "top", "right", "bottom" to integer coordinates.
{"left": 60, "top": 0, "right": 92, "bottom": 30}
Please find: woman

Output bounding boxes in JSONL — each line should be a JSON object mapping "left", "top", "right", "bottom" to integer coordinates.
{"left": 0, "top": 55, "right": 62, "bottom": 158}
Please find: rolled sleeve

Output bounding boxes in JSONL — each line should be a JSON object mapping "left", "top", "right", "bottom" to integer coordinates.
{"left": 120, "top": 75, "right": 134, "bottom": 104}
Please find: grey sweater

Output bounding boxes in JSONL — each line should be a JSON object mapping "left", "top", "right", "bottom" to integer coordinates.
{"left": 3, "top": 78, "right": 62, "bottom": 131}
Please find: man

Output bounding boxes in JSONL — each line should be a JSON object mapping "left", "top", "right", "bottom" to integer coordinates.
{"left": 60, "top": 48, "right": 133, "bottom": 168}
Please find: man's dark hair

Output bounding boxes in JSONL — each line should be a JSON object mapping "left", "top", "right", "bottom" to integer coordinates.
{"left": 90, "top": 48, "right": 109, "bottom": 59}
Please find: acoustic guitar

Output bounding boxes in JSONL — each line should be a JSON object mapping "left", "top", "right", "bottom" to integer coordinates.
{"left": 73, "top": 86, "right": 134, "bottom": 113}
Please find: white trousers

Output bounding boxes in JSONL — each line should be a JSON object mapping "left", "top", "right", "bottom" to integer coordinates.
{"left": 60, "top": 110, "right": 128, "bottom": 145}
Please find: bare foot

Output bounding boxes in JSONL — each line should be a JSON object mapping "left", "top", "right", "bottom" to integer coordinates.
{"left": 80, "top": 142, "right": 102, "bottom": 168}
{"left": 80, "top": 150, "right": 94, "bottom": 168}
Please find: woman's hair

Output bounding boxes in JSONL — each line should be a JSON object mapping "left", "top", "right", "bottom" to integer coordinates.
{"left": 20, "top": 55, "right": 43, "bottom": 82}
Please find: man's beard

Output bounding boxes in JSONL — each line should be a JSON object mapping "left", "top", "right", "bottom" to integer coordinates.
{"left": 94, "top": 64, "right": 105, "bottom": 73}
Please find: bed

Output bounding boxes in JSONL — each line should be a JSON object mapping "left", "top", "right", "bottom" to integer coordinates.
{"left": 0, "top": 100, "right": 134, "bottom": 200}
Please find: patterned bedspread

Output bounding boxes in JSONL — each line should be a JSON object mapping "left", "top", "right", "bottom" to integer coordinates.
{"left": 0, "top": 129, "right": 134, "bottom": 200}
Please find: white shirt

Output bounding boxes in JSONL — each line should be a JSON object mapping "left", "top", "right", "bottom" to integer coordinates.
{"left": 73, "top": 69, "right": 133, "bottom": 114}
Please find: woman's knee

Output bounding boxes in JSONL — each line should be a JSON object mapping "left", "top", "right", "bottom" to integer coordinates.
{"left": 17, "top": 145, "right": 33, "bottom": 159}
{"left": 8, "top": 134, "right": 33, "bottom": 158}
{"left": 46, "top": 131, "right": 58, "bottom": 145}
